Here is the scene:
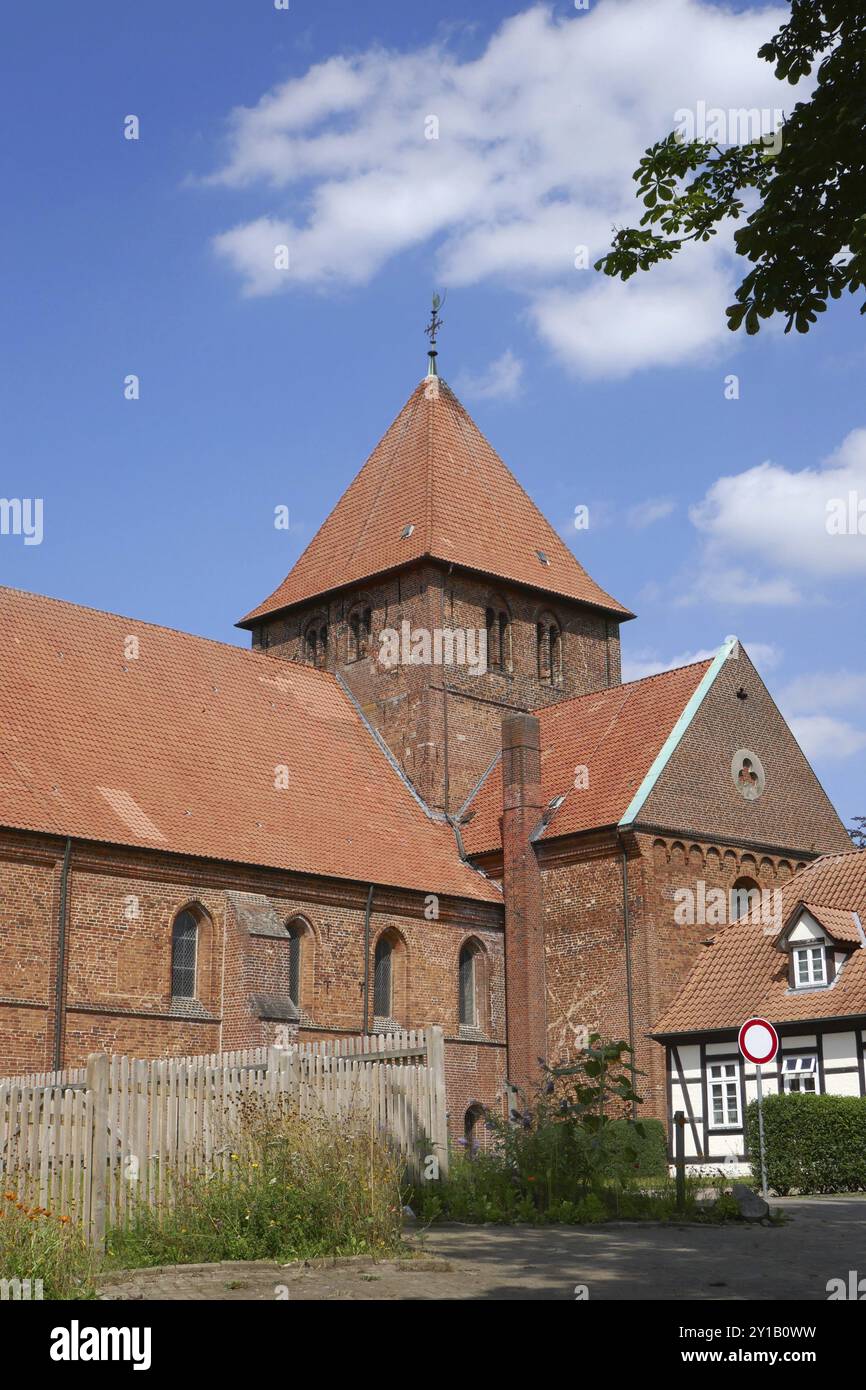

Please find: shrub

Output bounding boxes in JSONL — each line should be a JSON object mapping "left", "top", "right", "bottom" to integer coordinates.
{"left": 107, "top": 1095, "right": 405, "bottom": 1267}
{"left": 746, "top": 1092, "right": 866, "bottom": 1195}
{"left": 0, "top": 1189, "right": 96, "bottom": 1299}
{"left": 603, "top": 1118, "right": 667, "bottom": 1178}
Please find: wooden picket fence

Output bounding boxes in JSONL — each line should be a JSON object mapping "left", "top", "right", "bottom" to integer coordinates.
{"left": 0, "top": 1027, "right": 447, "bottom": 1247}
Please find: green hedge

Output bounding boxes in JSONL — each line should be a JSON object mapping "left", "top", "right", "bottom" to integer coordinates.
{"left": 746, "top": 1092, "right": 866, "bottom": 1194}
{"left": 603, "top": 1117, "right": 668, "bottom": 1177}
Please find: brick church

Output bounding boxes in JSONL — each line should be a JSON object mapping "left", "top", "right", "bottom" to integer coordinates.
{"left": 0, "top": 348, "right": 852, "bottom": 1136}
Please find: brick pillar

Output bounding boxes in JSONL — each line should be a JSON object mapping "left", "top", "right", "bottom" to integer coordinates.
{"left": 501, "top": 712, "right": 546, "bottom": 1101}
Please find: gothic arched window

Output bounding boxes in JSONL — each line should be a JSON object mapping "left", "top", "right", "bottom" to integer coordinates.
{"left": 373, "top": 934, "right": 393, "bottom": 1017}
{"left": 171, "top": 910, "right": 198, "bottom": 999}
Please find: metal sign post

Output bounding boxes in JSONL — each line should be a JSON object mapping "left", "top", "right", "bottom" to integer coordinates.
{"left": 755, "top": 1063, "right": 768, "bottom": 1198}
{"left": 738, "top": 1017, "right": 779, "bottom": 1199}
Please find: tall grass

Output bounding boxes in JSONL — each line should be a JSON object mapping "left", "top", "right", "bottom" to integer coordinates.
{"left": 0, "top": 1189, "right": 96, "bottom": 1299}
{"left": 107, "top": 1094, "right": 406, "bottom": 1268}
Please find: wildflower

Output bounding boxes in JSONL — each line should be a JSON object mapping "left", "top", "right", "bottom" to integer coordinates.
{"left": 59, "top": 1214, "right": 71, "bottom": 1224}
{"left": 4, "top": 1192, "right": 16, "bottom": 1201}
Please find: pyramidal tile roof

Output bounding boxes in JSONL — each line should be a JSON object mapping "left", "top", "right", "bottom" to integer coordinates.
{"left": 0, "top": 587, "right": 499, "bottom": 903}
{"left": 239, "top": 376, "right": 633, "bottom": 625}
{"left": 460, "top": 658, "right": 713, "bottom": 854}
{"left": 653, "top": 850, "right": 866, "bottom": 1036}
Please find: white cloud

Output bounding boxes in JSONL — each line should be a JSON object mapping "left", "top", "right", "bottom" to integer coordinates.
{"left": 627, "top": 497, "right": 676, "bottom": 529}
{"left": 777, "top": 669, "right": 866, "bottom": 762}
{"left": 621, "top": 640, "right": 781, "bottom": 683}
{"left": 454, "top": 349, "right": 524, "bottom": 401}
{"left": 783, "top": 672, "right": 866, "bottom": 716}
{"left": 690, "top": 429, "right": 866, "bottom": 593}
{"left": 204, "top": 0, "right": 790, "bottom": 376}
{"left": 787, "top": 715, "right": 866, "bottom": 761}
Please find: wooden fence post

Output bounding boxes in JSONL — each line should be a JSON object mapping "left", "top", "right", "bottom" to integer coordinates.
{"left": 86, "top": 1052, "right": 109, "bottom": 1251}
{"left": 426, "top": 1026, "right": 449, "bottom": 1179}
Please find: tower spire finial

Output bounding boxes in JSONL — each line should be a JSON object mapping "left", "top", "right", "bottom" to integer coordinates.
{"left": 424, "top": 292, "right": 445, "bottom": 377}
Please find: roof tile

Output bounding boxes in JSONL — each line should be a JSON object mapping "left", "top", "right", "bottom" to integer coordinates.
{"left": 239, "top": 379, "right": 632, "bottom": 624}
{"left": 654, "top": 851, "right": 866, "bottom": 1034}
{"left": 0, "top": 587, "right": 499, "bottom": 903}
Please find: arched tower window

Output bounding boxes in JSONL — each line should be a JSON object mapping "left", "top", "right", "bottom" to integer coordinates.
{"left": 537, "top": 612, "right": 562, "bottom": 684}
{"left": 304, "top": 619, "right": 328, "bottom": 669}
{"left": 171, "top": 909, "right": 198, "bottom": 999}
{"left": 485, "top": 600, "right": 511, "bottom": 673}
{"left": 347, "top": 605, "right": 372, "bottom": 662}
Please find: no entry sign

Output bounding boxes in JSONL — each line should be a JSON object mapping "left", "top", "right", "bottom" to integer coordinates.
{"left": 738, "top": 1017, "right": 779, "bottom": 1066}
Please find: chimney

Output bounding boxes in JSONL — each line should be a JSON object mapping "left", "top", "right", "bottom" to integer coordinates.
{"left": 501, "top": 711, "right": 547, "bottom": 1101}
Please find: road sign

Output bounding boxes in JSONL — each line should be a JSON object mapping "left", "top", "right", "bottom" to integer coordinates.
{"left": 738, "top": 1017, "right": 779, "bottom": 1066}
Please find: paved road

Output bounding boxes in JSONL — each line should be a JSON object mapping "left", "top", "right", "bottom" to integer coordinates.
{"left": 98, "top": 1197, "right": 866, "bottom": 1301}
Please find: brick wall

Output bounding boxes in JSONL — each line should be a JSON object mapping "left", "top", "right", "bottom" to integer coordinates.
{"left": 643, "top": 647, "right": 851, "bottom": 854}
{"left": 0, "top": 831, "right": 506, "bottom": 1133}
{"left": 534, "top": 830, "right": 815, "bottom": 1119}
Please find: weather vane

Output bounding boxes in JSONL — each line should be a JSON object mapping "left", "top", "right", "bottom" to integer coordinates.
{"left": 424, "top": 292, "right": 445, "bottom": 350}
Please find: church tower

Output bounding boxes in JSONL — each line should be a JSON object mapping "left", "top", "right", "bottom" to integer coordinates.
{"left": 237, "top": 340, "right": 633, "bottom": 814}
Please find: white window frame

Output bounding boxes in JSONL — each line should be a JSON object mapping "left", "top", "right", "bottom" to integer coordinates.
{"left": 793, "top": 944, "right": 827, "bottom": 988}
{"left": 782, "top": 1054, "right": 819, "bottom": 1094}
{"left": 708, "top": 1061, "right": 742, "bottom": 1130}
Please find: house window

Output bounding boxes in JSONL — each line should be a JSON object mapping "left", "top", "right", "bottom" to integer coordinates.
{"left": 459, "top": 943, "right": 476, "bottom": 1027}
{"left": 171, "top": 910, "right": 198, "bottom": 999}
{"left": 373, "top": 934, "right": 392, "bottom": 1018}
{"left": 708, "top": 1062, "right": 741, "bottom": 1128}
{"left": 794, "top": 945, "right": 827, "bottom": 988}
{"left": 782, "top": 1055, "right": 819, "bottom": 1093}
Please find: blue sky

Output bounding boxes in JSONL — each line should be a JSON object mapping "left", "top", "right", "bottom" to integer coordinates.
{"left": 1, "top": 0, "right": 864, "bottom": 827}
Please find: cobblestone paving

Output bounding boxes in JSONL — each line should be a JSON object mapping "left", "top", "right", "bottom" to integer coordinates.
{"left": 96, "top": 1197, "right": 866, "bottom": 1301}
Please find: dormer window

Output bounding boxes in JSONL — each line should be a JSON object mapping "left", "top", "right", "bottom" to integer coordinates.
{"left": 794, "top": 944, "right": 827, "bottom": 989}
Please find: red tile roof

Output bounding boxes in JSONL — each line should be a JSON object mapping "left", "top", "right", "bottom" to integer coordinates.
{"left": 0, "top": 587, "right": 499, "bottom": 902}
{"left": 796, "top": 901, "right": 863, "bottom": 946}
{"left": 460, "top": 660, "right": 712, "bottom": 855}
{"left": 653, "top": 851, "right": 866, "bottom": 1035}
{"left": 239, "top": 378, "right": 632, "bottom": 624}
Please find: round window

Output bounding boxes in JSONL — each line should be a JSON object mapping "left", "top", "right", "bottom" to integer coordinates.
{"left": 731, "top": 749, "right": 765, "bottom": 801}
